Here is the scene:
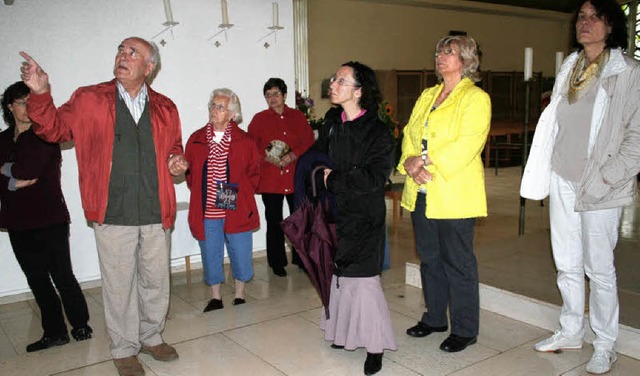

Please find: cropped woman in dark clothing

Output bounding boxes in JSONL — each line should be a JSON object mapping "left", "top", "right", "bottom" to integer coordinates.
{"left": 316, "top": 62, "right": 396, "bottom": 375}
{"left": 0, "top": 81, "right": 92, "bottom": 352}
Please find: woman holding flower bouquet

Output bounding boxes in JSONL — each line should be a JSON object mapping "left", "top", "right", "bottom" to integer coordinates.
{"left": 248, "top": 78, "right": 315, "bottom": 277}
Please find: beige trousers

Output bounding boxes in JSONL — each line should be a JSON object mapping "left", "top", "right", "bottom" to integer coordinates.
{"left": 93, "top": 223, "right": 171, "bottom": 359}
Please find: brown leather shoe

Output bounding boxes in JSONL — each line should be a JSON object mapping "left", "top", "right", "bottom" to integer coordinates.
{"left": 113, "top": 356, "right": 145, "bottom": 376}
{"left": 140, "top": 342, "right": 179, "bottom": 361}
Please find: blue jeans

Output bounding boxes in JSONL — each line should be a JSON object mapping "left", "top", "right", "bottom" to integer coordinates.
{"left": 198, "top": 219, "right": 254, "bottom": 285}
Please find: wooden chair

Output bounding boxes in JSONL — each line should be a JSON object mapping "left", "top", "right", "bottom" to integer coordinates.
{"left": 384, "top": 181, "right": 404, "bottom": 234}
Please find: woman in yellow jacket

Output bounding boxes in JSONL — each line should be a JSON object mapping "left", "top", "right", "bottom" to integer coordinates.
{"left": 398, "top": 35, "right": 491, "bottom": 353}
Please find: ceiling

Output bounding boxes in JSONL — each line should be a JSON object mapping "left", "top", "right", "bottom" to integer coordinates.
{"left": 465, "top": 0, "right": 579, "bottom": 13}
{"left": 466, "top": 0, "right": 621, "bottom": 13}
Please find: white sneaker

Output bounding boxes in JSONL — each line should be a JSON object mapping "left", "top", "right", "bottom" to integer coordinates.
{"left": 534, "top": 332, "right": 583, "bottom": 352}
{"left": 586, "top": 349, "right": 617, "bottom": 374}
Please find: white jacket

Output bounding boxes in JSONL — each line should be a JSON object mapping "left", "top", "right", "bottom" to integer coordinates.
{"left": 520, "top": 48, "right": 640, "bottom": 211}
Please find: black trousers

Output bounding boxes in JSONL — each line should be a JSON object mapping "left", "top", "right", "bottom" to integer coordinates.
{"left": 262, "top": 193, "right": 301, "bottom": 268}
{"left": 410, "top": 193, "right": 479, "bottom": 337}
{"left": 9, "top": 222, "right": 90, "bottom": 337}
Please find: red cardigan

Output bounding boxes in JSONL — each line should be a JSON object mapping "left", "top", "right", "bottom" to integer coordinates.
{"left": 27, "top": 80, "right": 184, "bottom": 229}
{"left": 184, "top": 122, "right": 261, "bottom": 240}
{"left": 247, "top": 105, "right": 314, "bottom": 194}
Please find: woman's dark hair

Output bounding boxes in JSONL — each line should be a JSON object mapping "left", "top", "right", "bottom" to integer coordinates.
{"left": 570, "top": 0, "right": 628, "bottom": 50}
{"left": 341, "top": 61, "right": 381, "bottom": 111}
{"left": 263, "top": 77, "right": 287, "bottom": 96}
{"left": 1, "top": 81, "right": 30, "bottom": 129}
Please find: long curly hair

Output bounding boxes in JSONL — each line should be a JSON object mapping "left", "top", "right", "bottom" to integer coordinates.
{"left": 341, "top": 61, "right": 382, "bottom": 111}
{"left": 1, "top": 81, "right": 30, "bottom": 130}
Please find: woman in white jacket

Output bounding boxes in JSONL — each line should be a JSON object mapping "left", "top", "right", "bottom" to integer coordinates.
{"left": 520, "top": 1, "right": 640, "bottom": 374}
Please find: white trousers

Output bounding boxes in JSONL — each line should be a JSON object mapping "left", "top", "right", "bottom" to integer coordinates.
{"left": 549, "top": 171, "right": 621, "bottom": 351}
{"left": 94, "top": 223, "right": 171, "bottom": 358}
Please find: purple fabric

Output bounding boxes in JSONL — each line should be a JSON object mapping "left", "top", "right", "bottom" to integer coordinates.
{"left": 320, "top": 275, "right": 397, "bottom": 353}
{"left": 281, "top": 181, "right": 337, "bottom": 318}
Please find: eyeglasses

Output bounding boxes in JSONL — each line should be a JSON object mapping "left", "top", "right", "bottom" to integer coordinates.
{"left": 329, "top": 75, "right": 360, "bottom": 87}
{"left": 12, "top": 99, "right": 27, "bottom": 107}
{"left": 264, "top": 91, "right": 282, "bottom": 99}
{"left": 435, "top": 47, "right": 457, "bottom": 57}
{"left": 117, "top": 45, "right": 142, "bottom": 60}
{"left": 210, "top": 104, "right": 229, "bottom": 112}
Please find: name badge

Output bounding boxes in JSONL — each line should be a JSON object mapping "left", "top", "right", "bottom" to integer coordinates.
{"left": 215, "top": 181, "right": 238, "bottom": 210}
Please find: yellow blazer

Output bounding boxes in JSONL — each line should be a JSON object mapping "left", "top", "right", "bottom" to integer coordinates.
{"left": 397, "top": 77, "right": 491, "bottom": 219}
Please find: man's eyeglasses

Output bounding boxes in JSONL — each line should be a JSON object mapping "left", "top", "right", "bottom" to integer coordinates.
{"left": 210, "top": 104, "right": 229, "bottom": 112}
{"left": 329, "top": 75, "right": 360, "bottom": 87}
{"left": 117, "top": 45, "right": 142, "bottom": 60}
{"left": 264, "top": 91, "right": 282, "bottom": 99}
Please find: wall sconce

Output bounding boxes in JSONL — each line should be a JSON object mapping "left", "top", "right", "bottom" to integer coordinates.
{"left": 152, "top": 0, "right": 179, "bottom": 41}
{"left": 208, "top": 0, "right": 234, "bottom": 46}
{"left": 259, "top": 2, "right": 284, "bottom": 48}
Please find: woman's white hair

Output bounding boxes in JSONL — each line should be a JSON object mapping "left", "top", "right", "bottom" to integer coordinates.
{"left": 209, "top": 88, "right": 243, "bottom": 123}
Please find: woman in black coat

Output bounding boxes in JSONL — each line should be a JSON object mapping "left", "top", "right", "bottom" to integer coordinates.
{"left": 315, "top": 62, "right": 396, "bottom": 376}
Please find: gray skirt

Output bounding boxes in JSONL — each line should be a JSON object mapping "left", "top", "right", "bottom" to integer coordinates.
{"left": 320, "top": 275, "right": 397, "bottom": 353}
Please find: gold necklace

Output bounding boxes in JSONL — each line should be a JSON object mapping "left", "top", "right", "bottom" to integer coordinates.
{"left": 568, "top": 49, "right": 608, "bottom": 104}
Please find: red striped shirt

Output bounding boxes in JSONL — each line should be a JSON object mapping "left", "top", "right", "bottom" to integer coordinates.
{"left": 204, "top": 123, "right": 232, "bottom": 219}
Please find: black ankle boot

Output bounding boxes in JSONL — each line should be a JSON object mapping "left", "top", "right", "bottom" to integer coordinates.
{"left": 364, "top": 352, "right": 383, "bottom": 375}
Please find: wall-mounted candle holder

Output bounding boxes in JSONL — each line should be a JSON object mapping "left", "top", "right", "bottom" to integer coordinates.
{"left": 209, "top": 0, "right": 234, "bottom": 46}
{"left": 259, "top": 2, "right": 284, "bottom": 48}
{"left": 152, "top": 0, "right": 179, "bottom": 41}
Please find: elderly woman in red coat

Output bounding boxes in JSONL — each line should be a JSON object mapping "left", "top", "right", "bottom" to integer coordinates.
{"left": 184, "top": 88, "right": 261, "bottom": 313}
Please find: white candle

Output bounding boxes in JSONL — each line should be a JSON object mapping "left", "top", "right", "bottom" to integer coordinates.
{"left": 524, "top": 47, "right": 533, "bottom": 81}
{"left": 221, "top": 0, "right": 230, "bottom": 24}
{"left": 163, "top": 0, "right": 174, "bottom": 23}
{"left": 555, "top": 51, "right": 564, "bottom": 76}
{"left": 272, "top": 2, "right": 279, "bottom": 27}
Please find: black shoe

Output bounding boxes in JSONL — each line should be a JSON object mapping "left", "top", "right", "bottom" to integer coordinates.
{"left": 26, "top": 334, "right": 70, "bottom": 352}
{"left": 364, "top": 352, "right": 383, "bottom": 375}
{"left": 406, "top": 322, "right": 448, "bottom": 338}
{"left": 71, "top": 325, "right": 93, "bottom": 341}
{"left": 272, "top": 266, "right": 287, "bottom": 277}
{"left": 330, "top": 343, "right": 344, "bottom": 349}
{"left": 232, "top": 298, "right": 246, "bottom": 305}
{"left": 203, "top": 298, "right": 223, "bottom": 312}
{"left": 439, "top": 334, "right": 477, "bottom": 352}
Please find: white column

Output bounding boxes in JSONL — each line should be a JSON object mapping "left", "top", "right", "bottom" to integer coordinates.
{"left": 293, "top": 0, "right": 309, "bottom": 95}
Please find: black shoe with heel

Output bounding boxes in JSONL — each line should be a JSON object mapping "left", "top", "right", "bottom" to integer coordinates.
{"left": 203, "top": 298, "right": 223, "bottom": 312}
{"left": 232, "top": 298, "right": 246, "bottom": 305}
{"left": 364, "top": 352, "right": 383, "bottom": 375}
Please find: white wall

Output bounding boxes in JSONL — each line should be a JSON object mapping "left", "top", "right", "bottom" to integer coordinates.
{"left": 0, "top": 0, "right": 296, "bottom": 298}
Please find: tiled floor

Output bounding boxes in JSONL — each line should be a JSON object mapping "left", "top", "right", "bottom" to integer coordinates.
{"left": 0, "top": 167, "right": 639, "bottom": 375}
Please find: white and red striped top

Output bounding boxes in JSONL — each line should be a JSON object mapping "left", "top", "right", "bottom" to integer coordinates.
{"left": 204, "top": 122, "right": 232, "bottom": 219}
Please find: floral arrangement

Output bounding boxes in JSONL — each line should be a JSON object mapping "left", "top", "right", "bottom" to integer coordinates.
{"left": 378, "top": 100, "right": 403, "bottom": 164}
{"left": 295, "top": 91, "right": 324, "bottom": 130}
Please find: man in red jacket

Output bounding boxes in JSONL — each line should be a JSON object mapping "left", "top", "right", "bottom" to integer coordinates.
{"left": 248, "top": 78, "right": 314, "bottom": 277}
{"left": 19, "top": 37, "right": 188, "bottom": 376}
